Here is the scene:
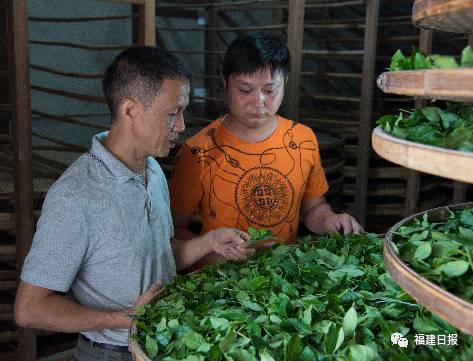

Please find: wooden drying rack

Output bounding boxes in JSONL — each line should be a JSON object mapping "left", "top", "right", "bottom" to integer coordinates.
{"left": 373, "top": 0, "right": 473, "bottom": 335}
{"left": 5, "top": 1, "right": 155, "bottom": 360}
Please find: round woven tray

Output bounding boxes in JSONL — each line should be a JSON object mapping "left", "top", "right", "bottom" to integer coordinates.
{"left": 384, "top": 202, "right": 473, "bottom": 335}
{"left": 413, "top": 0, "right": 473, "bottom": 33}
{"left": 372, "top": 126, "right": 473, "bottom": 184}
{"left": 377, "top": 69, "right": 473, "bottom": 102}
{"left": 129, "top": 287, "right": 168, "bottom": 361}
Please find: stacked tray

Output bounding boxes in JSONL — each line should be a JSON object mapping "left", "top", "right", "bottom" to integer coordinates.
{"left": 373, "top": 0, "right": 473, "bottom": 335}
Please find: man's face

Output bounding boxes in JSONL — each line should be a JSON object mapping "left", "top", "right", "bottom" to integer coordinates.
{"left": 138, "top": 77, "right": 190, "bottom": 158}
{"left": 225, "top": 67, "right": 285, "bottom": 129}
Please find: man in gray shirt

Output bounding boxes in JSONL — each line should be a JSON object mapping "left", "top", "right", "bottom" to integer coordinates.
{"left": 14, "top": 46, "right": 254, "bottom": 360}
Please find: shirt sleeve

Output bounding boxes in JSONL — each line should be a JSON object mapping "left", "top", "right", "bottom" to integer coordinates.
{"left": 168, "top": 143, "right": 203, "bottom": 215}
{"left": 20, "top": 190, "right": 89, "bottom": 292}
{"left": 303, "top": 131, "right": 329, "bottom": 200}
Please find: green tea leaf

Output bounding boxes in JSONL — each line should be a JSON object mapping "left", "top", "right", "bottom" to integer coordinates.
{"left": 435, "top": 260, "right": 469, "bottom": 277}
{"left": 389, "top": 49, "right": 408, "bottom": 71}
{"left": 439, "top": 111, "right": 462, "bottom": 129}
{"left": 145, "top": 334, "right": 158, "bottom": 358}
{"left": 260, "top": 351, "right": 276, "bottom": 361}
{"left": 460, "top": 209, "right": 473, "bottom": 227}
{"left": 422, "top": 107, "right": 441, "bottom": 123}
{"left": 431, "top": 231, "right": 451, "bottom": 242}
{"left": 431, "top": 55, "right": 459, "bottom": 69}
{"left": 414, "top": 51, "right": 429, "bottom": 69}
{"left": 343, "top": 305, "right": 358, "bottom": 338}
{"left": 410, "top": 230, "right": 429, "bottom": 243}
{"left": 300, "top": 346, "right": 317, "bottom": 361}
{"left": 242, "top": 300, "right": 263, "bottom": 312}
{"left": 414, "top": 314, "right": 439, "bottom": 333}
{"left": 460, "top": 226, "right": 473, "bottom": 243}
{"left": 461, "top": 45, "right": 473, "bottom": 67}
{"left": 219, "top": 330, "right": 237, "bottom": 352}
{"left": 286, "top": 334, "right": 303, "bottom": 361}
{"left": 324, "top": 324, "right": 339, "bottom": 354}
{"left": 334, "top": 327, "right": 345, "bottom": 353}
{"left": 182, "top": 331, "right": 206, "bottom": 350}
{"left": 197, "top": 343, "right": 212, "bottom": 353}
{"left": 302, "top": 305, "right": 312, "bottom": 326}
{"left": 348, "top": 345, "right": 379, "bottom": 361}
{"left": 156, "top": 317, "right": 167, "bottom": 332}
{"left": 414, "top": 242, "right": 432, "bottom": 260}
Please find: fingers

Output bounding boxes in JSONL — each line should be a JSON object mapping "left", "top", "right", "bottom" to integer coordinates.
{"left": 326, "top": 214, "right": 363, "bottom": 235}
{"left": 237, "top": 230, "right": 251, "bottom": 243}
{"left": 340, "top": 215, "right": 364, "bottom": 235}
{"left": 135, "top": 282, "right": 162, "bottom": 307}
{"left": 212, "top": 228, "right": 256, "bottom": 261}
{"left": 226, "top": 246, "right": 253, "bottom": 261}
{"left": 351, "top": 218, "right": 364, "bottom": 234}
{"left": 340, "top": 216, "right": 353, "bottom": 235}
{"left": 326, "top": 220, "right": 341, "bottom": 234}
{"left": 255, "top": 241, "right": 276, "bottom": 250}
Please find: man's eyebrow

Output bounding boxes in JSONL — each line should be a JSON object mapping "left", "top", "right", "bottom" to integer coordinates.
{"left": 235, "top": 80, "right": 279, "bottom": 86}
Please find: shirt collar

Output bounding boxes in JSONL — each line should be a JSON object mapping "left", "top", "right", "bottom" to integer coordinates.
{"left": 90, "top": 131, "right": 141, "bottom": 184}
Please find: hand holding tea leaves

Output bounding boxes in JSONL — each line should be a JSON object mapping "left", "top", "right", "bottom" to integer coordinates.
{"left": 210, "top": 227, "right": 254, "bottom": 261}
{"left": 247, "top": 227, "right": 277, "bottom": 247}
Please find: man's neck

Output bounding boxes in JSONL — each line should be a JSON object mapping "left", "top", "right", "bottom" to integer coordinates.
{"left": 102, "top": 126, "right": 147, "bottom": 177}
{"left": 223, "top": 114, "right": 278, "bottom": 143}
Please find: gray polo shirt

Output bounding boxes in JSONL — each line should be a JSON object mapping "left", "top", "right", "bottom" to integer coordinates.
{"left": 21, "top": 131, "right": 176, "bottom": 346}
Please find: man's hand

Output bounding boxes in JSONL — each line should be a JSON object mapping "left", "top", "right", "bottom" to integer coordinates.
{"left": 303, "top": 196, "right": 363, "bottom": 235}
{"left": 135, "top": 282, "right": 163, "bottom": 307}
{"left": 209, "top": 228, "right": 255, "bottom": 261}
{"left": 324, "top": 212, "right": 363, "bottom": 235}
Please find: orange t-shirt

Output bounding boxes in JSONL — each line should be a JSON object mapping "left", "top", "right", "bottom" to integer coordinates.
{"left": 169, "top": 116, "right": 329, "bottom": 244}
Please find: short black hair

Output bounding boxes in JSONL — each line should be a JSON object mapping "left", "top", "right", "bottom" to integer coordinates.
{"left": 102, "top": 46, "right": 191, "bottom": 119}
{"left": 222, "top": 32, "right": 290, "bottom": 82}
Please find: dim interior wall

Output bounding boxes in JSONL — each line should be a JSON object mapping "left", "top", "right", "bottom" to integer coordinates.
{"left": 28, "top": 2, "right": 276, "bottom": 150}
{"left": 156, "top": 14, "right": 206, "bottom": 104}
{"left": 29, "top": 0, "right": 133, "bottom": 149}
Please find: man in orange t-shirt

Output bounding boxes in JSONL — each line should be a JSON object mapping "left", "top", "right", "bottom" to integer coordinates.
{"left": 169, "top": 32, "right": 362, "bottom": 266}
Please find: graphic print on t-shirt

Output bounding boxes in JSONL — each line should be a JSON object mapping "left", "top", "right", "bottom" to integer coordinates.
{"left": 192, "top": 122, "right": 314, "bottom": 237}
{"left": 170, "top": 117, "right": 329, "bottom": 243}
{"left": 236, "top": 166, "right": 294, "bottom": 227}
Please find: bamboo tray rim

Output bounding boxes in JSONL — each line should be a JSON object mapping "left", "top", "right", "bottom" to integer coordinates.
{"left": 384, "top": 202, "right": 473, "bottom": 335}
{"left": 413, "top": 0, "right": 473, "bottom": 33}
{"left": 129, "top": 286, "right": 169, "bottom": 361}
{"left": 379, "top": 68, "right": 473, "bottom": 75}
{"left": 377, "top": 69, "right": 473, "bottom": 101}
{"left": 372, "top": 126, "right": 473, "bottom": 184}
{"left": 373, "top": 126, "right": 473, "bottom": 157}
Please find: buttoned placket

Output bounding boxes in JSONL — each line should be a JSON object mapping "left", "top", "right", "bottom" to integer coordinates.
{"left": 88, "top": 153, "right": 153, "bottom": 221}
{"left": 134, "top": 174, "right": 153, "bottom": 222}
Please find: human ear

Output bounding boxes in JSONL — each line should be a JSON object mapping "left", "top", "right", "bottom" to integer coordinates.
{"left": 222, "top": 75, "right": 227, "bottom": 93}
{"left": 119, "top": 97, "right": 139, "bottom": 120}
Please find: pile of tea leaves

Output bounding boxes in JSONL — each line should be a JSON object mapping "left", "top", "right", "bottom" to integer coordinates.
{"left": 389, "top": 46, "right": 473, "bottom": 71}
{"left": 392, "top": 207, "right": 473, "bottom": 304}
{"left": 377, "top": 103, "right": 473, "bottom": 152}
{"left": 132, "top": 233, "right": 473, "bottom": 361}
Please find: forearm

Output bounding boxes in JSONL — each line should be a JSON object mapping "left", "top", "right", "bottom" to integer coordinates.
{"left": 15, "top": 286, "right": 131, "bottom": 332}
{"left": 303, "top": 201, "right": 336, "bottom": 234}
{"left": 174, "top": 226, "right": 198, "bottom": 241}
{"left": 171, "top": 233, "right": 213, "bottom": 271}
